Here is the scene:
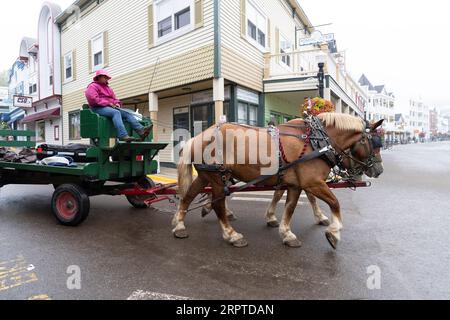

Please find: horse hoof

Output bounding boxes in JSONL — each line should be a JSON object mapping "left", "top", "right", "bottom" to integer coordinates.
{"left": 325, "top": 232, "right": 338, "bottom": 250}
{"left": 319, "top": 219, "right": 331, "bottom": 227}
{"left": 267, "top": 221, "right": 280, "bottom": 228}
{"left": 201, "top": 208, "right": 210, "bottom": 218}
{"left": 227, "top": 214, "right": 237, "bottom": 222}
{"left": 284, "top": 239, "right": 302, "bottom": 248}
{"left": 231, "top": 238, "right": 249, "bottom": 248}
{"left": 174, "top": 229, "right": 189, "bottom": 239}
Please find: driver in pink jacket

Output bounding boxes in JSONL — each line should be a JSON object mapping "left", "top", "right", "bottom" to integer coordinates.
{"left": 85, "top": 69, "right": 152, "bottom": 142}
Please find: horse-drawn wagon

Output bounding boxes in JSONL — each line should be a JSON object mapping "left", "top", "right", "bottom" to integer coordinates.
{"left": 0, "top": 106, "right": 380, "bottom": 249}
{"left": 0, "top": 105, "right": 167, "bottom": 226}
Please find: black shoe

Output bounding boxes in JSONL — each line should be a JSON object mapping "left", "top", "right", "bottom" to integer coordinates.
{"left": 136, "top": 125, "right": 154, "bottom": 141}
{"left": 119, "top": 136, "right": 136, "bottom": 143}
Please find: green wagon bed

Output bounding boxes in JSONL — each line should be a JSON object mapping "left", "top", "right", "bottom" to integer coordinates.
{"left": 0, "top": 105, "right": 168, "bottom": 226}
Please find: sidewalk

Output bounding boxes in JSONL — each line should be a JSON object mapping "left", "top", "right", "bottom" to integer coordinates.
{"left": 149, "top": 166, "right": 178, "bottom": 184}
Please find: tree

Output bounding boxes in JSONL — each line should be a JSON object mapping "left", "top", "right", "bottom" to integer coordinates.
{"left": 0, "top": 121, "right": 10, "bottom": 130}
{"left": 0, "top": 70, "right": 9, "bottom": 87}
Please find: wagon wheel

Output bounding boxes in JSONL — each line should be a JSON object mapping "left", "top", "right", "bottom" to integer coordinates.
{"left": 126, "top": 177, "right": 156, "bottom": 209}
{"left": 52, "top": 184, "right": 90, "bottom": 227}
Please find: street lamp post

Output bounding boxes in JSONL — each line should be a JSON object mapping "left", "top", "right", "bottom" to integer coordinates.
{"left": 316, "top": 52, "right": 327, "bottom": 99}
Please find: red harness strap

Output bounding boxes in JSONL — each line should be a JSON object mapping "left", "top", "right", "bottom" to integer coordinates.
{"left": 279, "top": 127, "right": 312, "bottom": 165}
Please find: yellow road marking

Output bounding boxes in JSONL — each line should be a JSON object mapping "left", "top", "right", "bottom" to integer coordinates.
{"left": 0, "top": 255, "right": 38, "bottom": 292}
{"left": 148, "top": 175, "right": 178, "bottom": 184}
{"left": 28, "top": 294, "right": 51, "bottom": 300}
{"left": 148, "top": 168, "right": 198, "bottom": 185}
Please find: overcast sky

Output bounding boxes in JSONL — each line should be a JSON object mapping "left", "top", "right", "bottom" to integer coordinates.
{"left": 1, "top": 0, "right": 449, "bottom": 112}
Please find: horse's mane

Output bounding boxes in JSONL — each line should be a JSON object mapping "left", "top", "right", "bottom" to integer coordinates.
{"left": 317, "top": 113, "right": 365, "bottom": 132}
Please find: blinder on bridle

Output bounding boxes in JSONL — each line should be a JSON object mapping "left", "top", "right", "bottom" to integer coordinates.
{"left": 371, "top": 135, "right": 383, "bottom": 150}
{"left": 342, "top": 121, "right": 383, "bottom": 177}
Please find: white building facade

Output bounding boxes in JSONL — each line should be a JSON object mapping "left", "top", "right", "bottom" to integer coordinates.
{"left": 19, "top": 3, "right": 63, "bottom": 145}
{"left": 358, "top": 74, "right": 398, "bottom": 141}
{"left": 408, "top": 98, "right": 430, "bottom": 139}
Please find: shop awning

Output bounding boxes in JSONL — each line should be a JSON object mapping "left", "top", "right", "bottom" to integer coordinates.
{"left": 21, "top": 107, "right": 60, "bottom": 124}
{"left": 8, "top": 113, "right": 25, "bottom": 125}
{"left": 1, "top": 114, "right": 11, "bottom": 122}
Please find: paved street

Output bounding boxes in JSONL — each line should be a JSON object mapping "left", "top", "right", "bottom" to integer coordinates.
{"left": 0, "top": 142, "right": 449, "bottom": 300}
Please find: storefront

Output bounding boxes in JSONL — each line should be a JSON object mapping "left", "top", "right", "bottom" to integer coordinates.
{"left": 154, "top": 84, "right": 264, "bottom": 166}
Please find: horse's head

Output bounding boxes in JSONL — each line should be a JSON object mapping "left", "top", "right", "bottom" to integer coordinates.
{"left": 346, "top": 119, "right": 385, "bottom": 179}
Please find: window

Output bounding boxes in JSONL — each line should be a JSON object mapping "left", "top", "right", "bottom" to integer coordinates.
{"left": 238, "top": 102, "right": 258, "bottom": 126}
{"left": 246, "top": 1, "right": 267, "bottom": 49}
{"left": 91, "top": 34, "right": 104, "bottom": 71}
{"left": 54, "top": 126, "right": 60, "bottom": 141}
{"left": 238, "top": 103, "right": 248, "bottom": 124}
{"left": 28, "top": 83, "right": 37, "bottom": 95}
{"left": 158, "top": 16, "right": 172, "bottom": 37}
{"left": 37, "top": 121, "right": 45, "bottom": 142}
{"left": 64, "top": 52, "right": 73, "bottom": 81}
{"left": 48, "top": 65, "right": 53, "bottom": 86}
{"left": 155, "top": 0, "right": 193, "bottom": 42}
{"left": 69, "top": 111, "right": 81, "bottom": 140}
{"left": 249, "top": 105, "right": 258, "bottom": 126}
{"left": 175, "top": 7, "right": 190, "bottom": 30}
{"left": 280, "top": 34, "right": 292, "bottom": 67}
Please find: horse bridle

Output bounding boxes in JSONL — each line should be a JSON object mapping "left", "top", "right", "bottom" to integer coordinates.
{"left": 337, "top": 128, "right": 382, "bottom": 177}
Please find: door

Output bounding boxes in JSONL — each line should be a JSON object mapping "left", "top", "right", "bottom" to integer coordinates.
{"left": 173, "top": 107, "right": 190, "bottom": 159}
{"left": 191, "top": 104, "right": 213, "bottom": 137}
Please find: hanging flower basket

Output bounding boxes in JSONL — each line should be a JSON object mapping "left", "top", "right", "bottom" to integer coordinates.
{"left": 301, "top": 97, "right": 335, "bottom": 118}
{"left": 376, "top": 128, "right": 385, "bottom": 136}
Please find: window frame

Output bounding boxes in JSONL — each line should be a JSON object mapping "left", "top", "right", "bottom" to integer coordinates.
{"left": 36, "top": 121, "right": 46, "bottom": 143}
{"left": 64, "top": 51, "right": 74, "bottom": 83}
{"left": 279, "top": 32, "right": 292, "bottom": 69}
{"left": 54, "top": 125, "right": 60, "bottom": 141}
{"left": 237, "top": 101, "right": 258, "bottom": 126}
{"left": 69, "top": 111, "right": 81, "bottom": 141}
{"left": 154, "top": 0, "right": 195, "bottom": 45}
{"left": 245, "top": 0, "right": 268, "bottom": 52}
{"left": 91, "top": 33, "right": 104, "bottom": 72}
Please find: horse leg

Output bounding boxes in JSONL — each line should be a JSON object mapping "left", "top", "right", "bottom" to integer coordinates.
{"left": 306, "top": 184, "right": 343, "bottom": 250}
{"left": 202, "top": 196, "right": 237, "bottom": 221}
{"left": 201, "top": 196, "right": 213, "bottom": 218}
{"left": 279, "top": 187, "right": 302, "bottom": 248}
{"left": 306, "top": 192, "right": 330, "bottom": 226}
{"left": 210, "top": 184, "right": 248, "bottom": 248}
{"left": 265, "top": 189, "right": 284, "bottom": 228}
{"left": 172, "top": 176, "right": 208, "bottom": 239}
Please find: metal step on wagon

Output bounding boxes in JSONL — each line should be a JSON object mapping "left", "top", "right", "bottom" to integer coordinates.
{"left": 0, "top": 105, "right": 168, "bottom": 226}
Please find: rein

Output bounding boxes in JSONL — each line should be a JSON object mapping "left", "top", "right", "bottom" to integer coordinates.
{"left": 185, "top": 117, "right": 379, "bottom": 213}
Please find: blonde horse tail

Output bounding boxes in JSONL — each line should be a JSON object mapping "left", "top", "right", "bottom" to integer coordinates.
{"left": 178, "top": 139, "right": 195, "bottom": 198}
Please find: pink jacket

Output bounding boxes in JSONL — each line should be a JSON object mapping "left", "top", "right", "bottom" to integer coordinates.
{"left": 85, "top": 81, "right": 122, "bottom": 108}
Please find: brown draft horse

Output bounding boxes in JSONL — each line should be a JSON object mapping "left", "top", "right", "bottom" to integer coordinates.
{"left": 173, "top": 113, "right": 385, "bottom": 249}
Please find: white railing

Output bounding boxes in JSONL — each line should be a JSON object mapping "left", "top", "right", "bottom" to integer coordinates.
{"left": 264, "top": 48, "right": 367, "bottom": 113}
{"left": 264, "top": 48, "right": 323, "bottom": 79}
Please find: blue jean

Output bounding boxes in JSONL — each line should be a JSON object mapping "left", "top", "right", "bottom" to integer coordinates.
{"left": 91, "top": 106, "right": 144, "bottom": 138}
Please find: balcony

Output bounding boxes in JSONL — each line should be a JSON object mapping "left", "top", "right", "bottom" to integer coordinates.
{"left": 263, "top": 48, "right": 365, "bottom": 116}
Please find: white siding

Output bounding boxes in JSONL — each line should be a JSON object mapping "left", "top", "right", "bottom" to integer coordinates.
{"left": 61, "top": 0, "right": 214, "bottom": 95}
{"left": 221, "top": 0, "right": 301, "bottom": 91}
